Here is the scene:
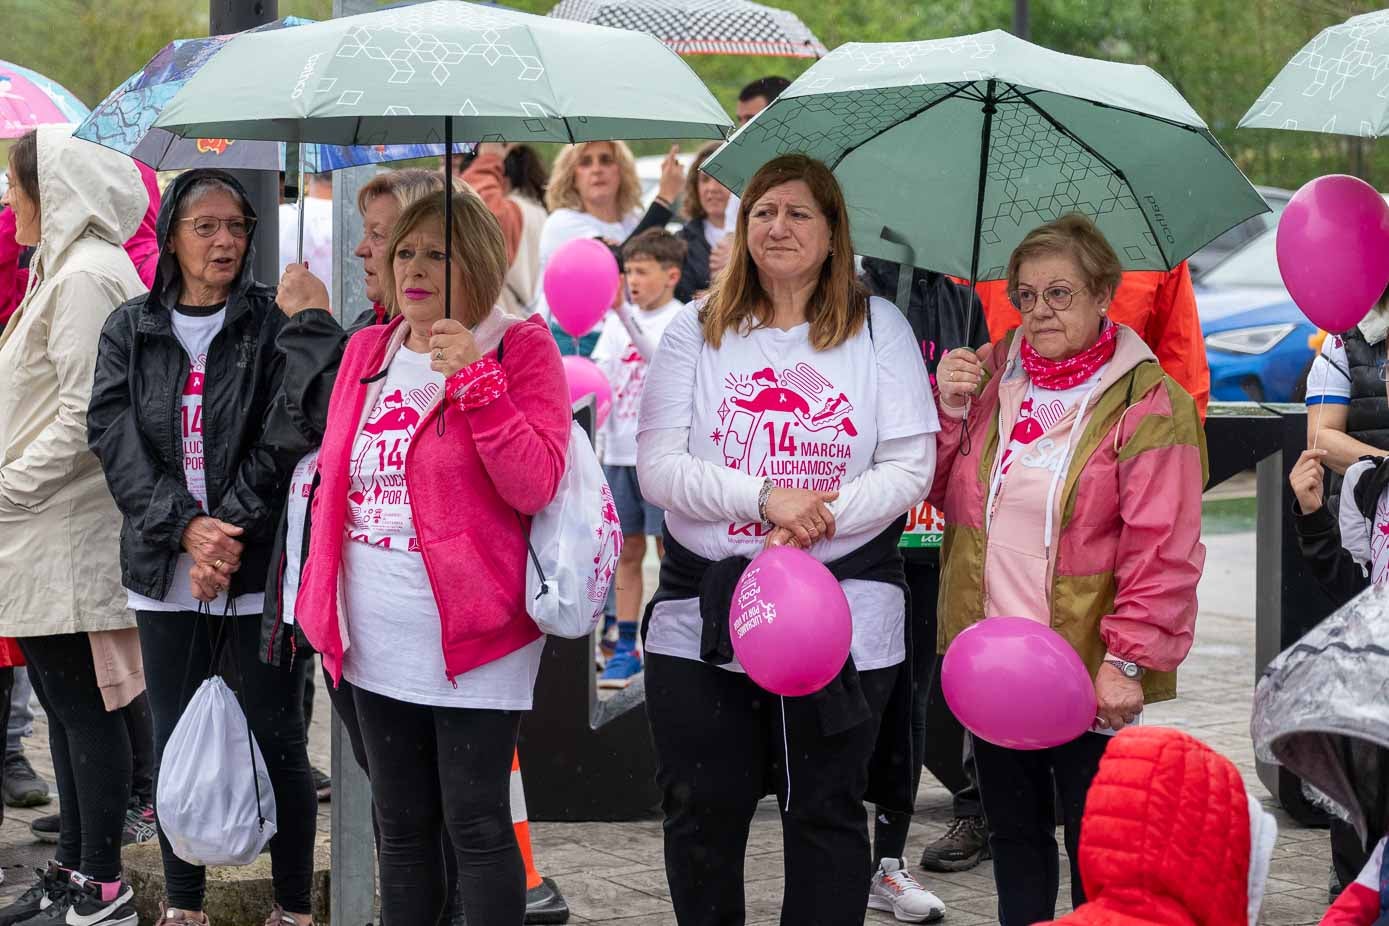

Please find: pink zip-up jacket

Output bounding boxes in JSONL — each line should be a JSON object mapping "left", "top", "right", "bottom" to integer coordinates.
{"left": 296, "top": 314, "right": 570, "bottom": 685}
{"left": 927, "top": 325, "right": 1208, "bottom": 702}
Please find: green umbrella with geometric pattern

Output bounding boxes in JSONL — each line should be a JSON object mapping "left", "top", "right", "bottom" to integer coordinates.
{"left": 703, "top": 30, "right": 1268, "bottom": 285}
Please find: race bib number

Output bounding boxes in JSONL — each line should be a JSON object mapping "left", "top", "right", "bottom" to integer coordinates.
{"left": 900, "top": 499, "right": 945, "bottom": 549}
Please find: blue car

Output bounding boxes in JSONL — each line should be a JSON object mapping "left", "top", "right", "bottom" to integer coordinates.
{"left": 1196, "top": 226, "right": 1316, "bottom": 403}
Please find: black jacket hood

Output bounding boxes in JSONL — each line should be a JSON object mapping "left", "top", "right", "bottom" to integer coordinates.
{"left": 150, "top": 168, "right": 261, "bottom": 310}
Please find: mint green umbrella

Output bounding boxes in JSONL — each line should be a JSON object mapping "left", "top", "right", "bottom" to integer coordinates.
{"left": 151, "top": 0, "right": 731, "bottom": 145}
{"left": 1239, "top": 11, "right": 1389, "bottom": 138}
{"left": 703, "top": 30, "right": 1267, "bottom": 284}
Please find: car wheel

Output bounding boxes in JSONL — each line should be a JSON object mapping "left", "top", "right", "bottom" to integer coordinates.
{"left": 1240, "top": 375, "right": 1266, "bottom": 403}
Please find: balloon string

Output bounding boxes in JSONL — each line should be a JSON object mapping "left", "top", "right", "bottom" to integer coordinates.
{"left": 1310, "top": 342, "right": 1330, "bottom": 453}
{"left": 780, "top": 696, "right": 791, "bottom": 813}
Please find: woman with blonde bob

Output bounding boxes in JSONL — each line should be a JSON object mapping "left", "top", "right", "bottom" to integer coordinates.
{"left": 636, "top": 153, "right": 940, "bottom": 924}
{"left": 294, "top": 189, "right": 570, "bottom": 925}
{"left": 539, "top": 140, "right": 685, "bottom": 353}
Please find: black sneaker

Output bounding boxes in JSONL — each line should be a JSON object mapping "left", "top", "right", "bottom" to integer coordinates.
{"left": 120, "top": 803, "right": 157, "bottom": 846}
{"left": 29, "top": 814, "right": 60, "bottom": 845}
{"left": 311, "top": 766, "right": 331, "bottom": 802}
{"left": 64, "top": 874, "right": 135, "bottom": 926}
{"left": 918, "top": 815, "right": 991, "bottom": 873}
{"left": 525, "top": 878, "right": 570, "bottom": 925}
{"left": 3, "top": 753, "right": 52, "bottom": 808}
{"left": 0, "top": 862, "right": 67, "bottom": 926}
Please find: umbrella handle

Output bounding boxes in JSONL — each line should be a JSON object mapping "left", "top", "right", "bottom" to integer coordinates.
{"left": 296, "top": 144, "right": 306, "bottom": 265}
{"left": 438, "top": 116, "right": 454, "bottom": 439}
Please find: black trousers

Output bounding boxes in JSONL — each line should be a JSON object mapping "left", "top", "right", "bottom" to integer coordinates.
{"left": 352, "top": 685, "right": 523, "bottom": 925}
{"left": 873, "top": 555, "right": 980, "bottom": 862}
{"left": 137, "top": 611, "right": 316, "bottom": 913}
{"left": 646, "top": 652, "right": 898, "bottom": 926}
{"left": 973, "top": 731, "right": 1111, "bottom": 926}
{"left": 18, "top": 633, "right": 132, "bottom": 881}
{"left": 124, "top": 691, "right": 155, "bottom": 806}
{"left": 0, "top": 665, "right": 11, "bottom": 829}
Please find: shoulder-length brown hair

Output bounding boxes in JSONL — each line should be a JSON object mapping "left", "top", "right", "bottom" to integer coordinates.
{"left": 701, "top": 154, "right": 865, "bottom": 351}
{"left": 682, "top": 141, "right": 723, "bottom": 222}
{"left": 544, "top": 141, "right": 642, "bottom": 217}
{"left": 380, "top": 190, "right": 508, "bottom": 329}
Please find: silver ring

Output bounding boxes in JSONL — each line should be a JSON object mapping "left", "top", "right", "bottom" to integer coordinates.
{"left": 434, "top": 350, "right": 444, "bottom": 362}
{"left": 1095, "top": 716, "right": 1109, "bottom": 729}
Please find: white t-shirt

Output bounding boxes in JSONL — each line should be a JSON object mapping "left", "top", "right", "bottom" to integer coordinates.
{"left": 279, "top": 450, "right": 319, "bottom": 626}
{"left": 127, "top": 307, "right": 266, "bottom": 615}
{"left": 1339, "top": 457, "right": 1389, "bottom": 586}
{"left": 703, "top": 220, "right": 729, "bottom": 251}
{"left": 638, "top": 298, "right": 939, "bottom": 672}
{"left": 591, "top": 298, "right": 684, "bottom": 466}
{"left": 340, "top": 346, "right": 544, "bottom": 709}
{"left": 1305, "top": 333, "right": 1352, "bottom": 408}
{"left": 279, "top": 198, "right": 333, "bottom": 297}
{"left": 537, "top": 208, "right": 642, "bottom": 334}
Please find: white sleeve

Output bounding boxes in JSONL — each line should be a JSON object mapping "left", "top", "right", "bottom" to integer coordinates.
{"left": 825, "top": 434, "right": 934, "bottom": 537}
{"left": 869, "top": 297, "right": 940, "bottom": 439}
{"left": 1305, "top": 335, "right": 1352, "bottom": 406}
{"left": 1338, "top": 459, "right": 1375, "bottom": 573}
{"left": 637, "top": 427, "right": 763, "bottom": 523}
{"left": 614, "top": 302, "right": 662, "bottom": 361}
{"left": 636, "top": 305, "right": 763, "bottom": 521}
{"left": 590, "top": 315, "right": 621, "bottom": 366}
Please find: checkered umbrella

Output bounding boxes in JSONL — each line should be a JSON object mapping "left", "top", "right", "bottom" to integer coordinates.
{"left": 548, "top": 0, "right": 825, "bottom": 58}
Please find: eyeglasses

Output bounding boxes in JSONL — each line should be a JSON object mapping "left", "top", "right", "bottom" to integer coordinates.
{"left": 178, "top": 216, "right": 255, "bottom": 239}
{"left": 1009, "top": 284, "right": 1089, "bottom": 314}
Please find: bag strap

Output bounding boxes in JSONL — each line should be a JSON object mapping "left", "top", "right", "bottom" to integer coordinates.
{"left": 1378, "top": 841, "right": 1389, "bottom": 916}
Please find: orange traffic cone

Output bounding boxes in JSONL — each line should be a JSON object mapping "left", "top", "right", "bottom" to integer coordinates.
{"left": 512, "top": 750, "right": 570, "bottom": 924}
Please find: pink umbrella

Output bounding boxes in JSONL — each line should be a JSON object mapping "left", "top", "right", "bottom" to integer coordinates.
{"left": 0, "top": 60, "right": 90, "bottom": 139}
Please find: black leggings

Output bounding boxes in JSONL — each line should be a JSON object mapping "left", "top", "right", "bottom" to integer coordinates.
{"left": 352, "top": 685, "right": 522, "bottom": 925}
{"left": 124, "top": 691, "right": 155, "bottom": 806}
{"left": 646, "top": 652, "right": 897, "bottom": 926}
{"left": 137, "top": 611, "right": 316, "bottom": 913}
{"left": 0, "top": 666, "right": 11, "bottom": 829}
{"left": 18, "top": 633, "right": 133, "bottom": 881}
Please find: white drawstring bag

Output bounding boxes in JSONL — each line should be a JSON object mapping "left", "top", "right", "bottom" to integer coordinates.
{"left": 157, "top": 676, "right": 277, "bottom": 866}
{"left": 525, "top": 419, "right": 623, "bottom": 638}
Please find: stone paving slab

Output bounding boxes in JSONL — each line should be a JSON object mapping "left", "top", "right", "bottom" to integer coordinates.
{"left": 0, "top": 532, "right": 1339, "bottom": 923}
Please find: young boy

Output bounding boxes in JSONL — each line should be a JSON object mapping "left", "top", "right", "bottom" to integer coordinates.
{"left": 590, "top": 229, "right": 686, "bottom": 688}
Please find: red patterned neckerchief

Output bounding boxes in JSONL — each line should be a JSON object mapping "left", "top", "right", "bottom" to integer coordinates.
{"left": 1019, "top": 322, "right": 1118, "bottom": 391}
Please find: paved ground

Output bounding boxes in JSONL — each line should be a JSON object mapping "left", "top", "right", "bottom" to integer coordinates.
{"left": 0, "top": 528, "right": 1340, "bottom": 924}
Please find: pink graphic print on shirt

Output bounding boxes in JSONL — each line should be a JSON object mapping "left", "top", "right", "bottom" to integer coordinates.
{"left": 347, "top": 383, "right": 439, "bottom": 551}
{"left": 999, "top": 396, "right": 1067, "bottom": 475}
{"left": 610, "top": 345, "right": 646, "bottom": 423}
{"left": 181, "top": 354, "right": 208, "bottom": 509}
{"left": 713, "top": 363, "right": 858, "bottom": 540}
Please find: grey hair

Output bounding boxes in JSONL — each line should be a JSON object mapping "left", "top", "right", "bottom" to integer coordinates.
{"left": 177, "top": 177, "right": 251, "bottom": 219}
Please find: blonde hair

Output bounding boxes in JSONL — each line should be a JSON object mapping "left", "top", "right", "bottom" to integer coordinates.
{"left": 701, "top": 154, "right": 865, "bottom": 351}
{"left": 1006, "top": 213, "right": 1123, "bottom": 305}
{"left": 355, "top": 167, "right": 449, "bottom": 217}
{"left": 380, "top": 190, "right": 508, "bottom": 329}
{"left": 682, "top": 141, "right": 723, "bottom": 222}
{"left": 545, "top": 141, "right": 642, "bottom": 216}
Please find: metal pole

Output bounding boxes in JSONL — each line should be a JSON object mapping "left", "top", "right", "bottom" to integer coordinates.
{"left": 209, "top": 0, "right": 280, "bottom": 285}
{"left": 1013, "top": 0, "right": 1030, "bottom": 40}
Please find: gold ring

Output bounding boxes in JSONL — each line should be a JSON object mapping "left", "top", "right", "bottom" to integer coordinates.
{"left": 435, "top": 350, "right": 444, "bottom": 362}
{"left": 214, "top": 559, "right": 224, "bottom": 570}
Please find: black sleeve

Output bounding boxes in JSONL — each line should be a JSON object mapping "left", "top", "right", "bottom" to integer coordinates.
{"left": 209, "top": 310, "right": 292, "bottom": 540}
{"left": 267, "top": 308, "right": 350, "bottom": 452}
{"left": 1292, "top": 500, "right": 1367, "bottom": 604}
{"left": 627, "top": 200, "right": 674, "bottom": 242}
{"left": 87, "top": 307, "right": 203, "bottom": 552}
{"left": 966, "top": 290, "right": 990, "bottom": 351}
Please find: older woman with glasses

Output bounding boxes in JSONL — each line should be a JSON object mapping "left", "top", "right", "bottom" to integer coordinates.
{"left": 89, "top": 168, "right": 319, "bottom": 926}
{"left": 931, "top": 213, "right": 1207, "bottom": 926}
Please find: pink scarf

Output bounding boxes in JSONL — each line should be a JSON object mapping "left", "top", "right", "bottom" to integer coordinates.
{"left": 1020, "top": 322, "right": 1117, "bottom": 390}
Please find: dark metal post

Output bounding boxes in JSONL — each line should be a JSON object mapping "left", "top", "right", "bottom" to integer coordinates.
{"left": 209, "top": 0, "right": 280, "bottom": 285}
{"left": 1013, "top": 0, "right": 1030, "bottom": 40}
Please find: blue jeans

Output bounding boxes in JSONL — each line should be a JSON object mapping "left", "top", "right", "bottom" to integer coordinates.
{"left": 7, "top": 670, "right": 34, "bottom": 756}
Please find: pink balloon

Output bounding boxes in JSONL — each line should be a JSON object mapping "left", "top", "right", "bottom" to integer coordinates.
{"left": 560, "top": 355, "right": 612, "bottom": 428}
{"left": 941, "top": 617, "right": 1097, "bottom": 751}
{"left": 1277, "top": 174, "right": 1389, "bottom": 333}
{"left": 729, "top": 546, "right": 851, "bottom": 697}
{"left": 544, "top": 238, "right": 620, "bottom": 337}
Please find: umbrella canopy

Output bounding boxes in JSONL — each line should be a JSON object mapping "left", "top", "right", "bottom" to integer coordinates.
{"left": 0, "top": 60, "right": 89, "bottom": 139}
{"left": 1240, "top": 10, "right": 1389, "bottom": 138}
{"left": 1251, "top": 583, "right": 1389, "bottom": 844}
{"left": 75, "top": 18, "right": 469, "bottom": 171}
{"left": 703, "top": 31, "right": 1268, "bottom": 282}
{"left": 548, "top": 0, "right": 825, "bottom": 58}
{"left": 151, "top": 0, "right": 732, "bottom": 146}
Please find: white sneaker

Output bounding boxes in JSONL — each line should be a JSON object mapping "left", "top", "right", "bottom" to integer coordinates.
{"left": 868, "top": 858, "right": 946, "bottom": 923}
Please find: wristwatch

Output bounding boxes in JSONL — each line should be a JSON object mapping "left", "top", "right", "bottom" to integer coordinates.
{"left": 1105, "top": 658, "right": 1144, "bottom": 680}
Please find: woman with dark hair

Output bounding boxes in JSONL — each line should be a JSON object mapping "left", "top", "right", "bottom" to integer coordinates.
{"left": 637, "top": 153, "right": 938, "bottom": 923}
{"left": 88, "top": 168, "right": 317, "bottom": 926}
{"left": 674, "top": 141, "right": 731, "bottom": 303}
{"left": 0, "top": 127, "right": 148, "bottom": 926}
{"left": 501, "top": 144, "right": 550, "bottom": 317}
